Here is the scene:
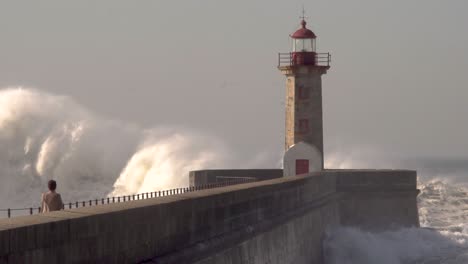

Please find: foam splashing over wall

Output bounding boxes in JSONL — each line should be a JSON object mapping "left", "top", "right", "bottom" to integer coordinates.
{"left": 0, "top": 87, "right": 228, "bottom": 208}
{"left": 111, "top": 132, "right": 223, "bottom": 195}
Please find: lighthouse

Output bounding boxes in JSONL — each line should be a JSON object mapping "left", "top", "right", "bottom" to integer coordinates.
{"left": 279, "top": 19, "right": 331, "bottom": 175}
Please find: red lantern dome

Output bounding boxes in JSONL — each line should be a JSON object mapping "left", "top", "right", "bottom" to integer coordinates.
{"left": 290, "top": 20, "right": 316, "bottom": 39}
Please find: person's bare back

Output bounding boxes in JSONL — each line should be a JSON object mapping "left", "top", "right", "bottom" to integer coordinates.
{"left": 41, "top": 180, "right": 63, "bottom": 212}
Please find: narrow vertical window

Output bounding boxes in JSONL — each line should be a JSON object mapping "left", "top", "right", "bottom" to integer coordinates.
{"left": 299, "top": 119, "right": 309, "bottom": 133}
{"left": 298, "top": 86, "right": 309, "bottom": 100}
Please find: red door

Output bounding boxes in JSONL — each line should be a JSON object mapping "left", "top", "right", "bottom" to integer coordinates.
{"left": 296, "top": 159, "right": 309, "bottom": 175}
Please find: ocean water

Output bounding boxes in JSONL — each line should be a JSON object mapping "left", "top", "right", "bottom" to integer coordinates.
{"left": 1, "top": 87, "right": 467, "bottom": 263}
{"left": 324, "top": 164, "right": 468, "bottom": 264}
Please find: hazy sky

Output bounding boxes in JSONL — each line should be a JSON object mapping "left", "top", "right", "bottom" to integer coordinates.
{"left": 1, "top": 1, "right": 467, "bottom": 164}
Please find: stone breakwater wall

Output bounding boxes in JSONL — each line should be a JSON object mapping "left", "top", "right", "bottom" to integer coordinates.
{"left": 0, "top": 170, "right": 418, "bottom": 264}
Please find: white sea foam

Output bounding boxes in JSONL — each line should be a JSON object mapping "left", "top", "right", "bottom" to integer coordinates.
{"left": 0, "top": 87, "right": 229, "bottom": 209}
{"left": 324, "top": 152, "right": 468, "bottom": 264}
{"left": 324, "top": 226, "right": 468, "bottom": 264}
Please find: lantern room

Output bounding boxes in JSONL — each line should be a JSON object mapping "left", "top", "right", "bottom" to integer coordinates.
{"left": 291, "top": 20, "right": 316, "bottom": 53}
{"left": 278, "top": 19, "right": 330, "bottom": 68}
{"left": 290, "top": 20, "right": 317, "bottom": 65}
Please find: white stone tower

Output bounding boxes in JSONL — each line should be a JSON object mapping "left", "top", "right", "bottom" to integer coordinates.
{"left": 278, "top": 19, "right": 330, "bottom": 171}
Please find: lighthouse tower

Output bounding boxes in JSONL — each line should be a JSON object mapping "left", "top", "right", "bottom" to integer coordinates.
{"left": 279, "top": 19, "right": 330, "bottom": 174}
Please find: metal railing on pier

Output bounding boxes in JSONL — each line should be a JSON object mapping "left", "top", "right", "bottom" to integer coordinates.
{"left": 0, "top": 178, "right": 256, "bottom": 219}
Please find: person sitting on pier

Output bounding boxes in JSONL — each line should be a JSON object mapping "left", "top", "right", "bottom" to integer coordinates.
{"left": 41, "top": 180, "right": 64, "bottom": 212}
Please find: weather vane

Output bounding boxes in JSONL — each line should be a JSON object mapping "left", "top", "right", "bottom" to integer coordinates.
{"left": 300, "top": 5, "right": 308, "bottom": 21}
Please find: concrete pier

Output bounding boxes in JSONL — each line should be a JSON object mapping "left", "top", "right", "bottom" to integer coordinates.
{"left": 0, "top": 170, "right": 418, "bottom": 264}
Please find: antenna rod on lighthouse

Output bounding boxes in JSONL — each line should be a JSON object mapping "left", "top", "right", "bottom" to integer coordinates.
{"left": 301, "top": 5, "right": 306, "bottom": 20}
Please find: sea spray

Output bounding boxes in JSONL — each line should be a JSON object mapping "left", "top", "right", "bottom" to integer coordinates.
{"left": 323, "top": 152, "right": 468, "bottom": 264}
{"left": 324, "top": 225, "right": 468, "bottom": 264}
{"left": 0, "top": 87, "right": 229, "bottom": 208}
{"left": 111, "top": 131, "right": 224, "bottom": 195}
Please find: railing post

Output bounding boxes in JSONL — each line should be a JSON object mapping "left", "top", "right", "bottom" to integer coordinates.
{"left": 112, "top": 197, "right": 115, "bottom": 203}
{"left": 82, "top": 201, "right": 86, "bottom": 207}
{"left": 8, "top": 208, "right": 11, "bottom": 218}
{"left": 89, "top": 200, "right": 92, "bottom": 206}
{"left": 69, "top": 203, "right": 72, "bottom": 209}
{"left": 38, "top": 207, "right": 41, "bottom": 213}
{"left": 76, "top": 201, "right": 79, "bottom": 208}
{"left": 30, "top": 207, "right": 33, "bottom": 215}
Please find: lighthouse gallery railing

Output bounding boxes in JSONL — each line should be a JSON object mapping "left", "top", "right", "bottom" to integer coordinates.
{"left": 278, "top": 52, "right": 331, "bottom": 68}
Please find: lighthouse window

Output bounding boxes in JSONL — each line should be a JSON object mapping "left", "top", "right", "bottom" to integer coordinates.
{"left": 293, "top": 39, "right": 315, "bottom": 52}
{"left": 298, "top": 119, "right": 309, "bottom": 133}
{"left": 298, "top": 86, "right": 309, "bottom": 100}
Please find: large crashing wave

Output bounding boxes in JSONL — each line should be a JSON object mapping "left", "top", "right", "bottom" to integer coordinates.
{"left": 0, "top": 88, "right": 229, "bottom": 208}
